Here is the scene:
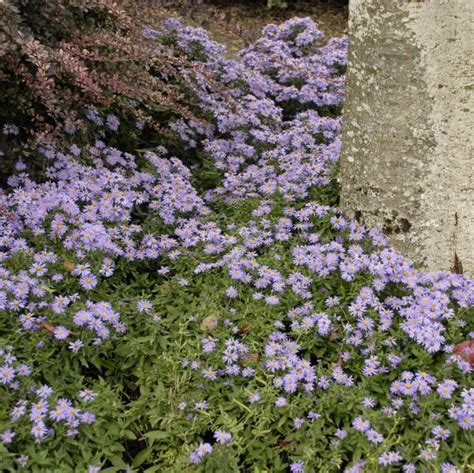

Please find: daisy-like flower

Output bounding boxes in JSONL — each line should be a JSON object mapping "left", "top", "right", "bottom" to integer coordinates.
{"left": 362, "top": 397, "right": 376, "bottom": 408}
{"left": 54, "top": 326, "right": 70, "bottom": 340}
{"left": 50, "top": 407, "right": 66, "bottom": 421}
{"left": 31, "top": 421, "right": 47, "bottom": 440}
{"left": 366, "top": 429, "right": 383, "bottom": 444}
{"left": 358, "top": 317, "right": 374, "bottom": 331}
{"left": 194, "top": 400, "right": 207, "bottom": 410}
{"left": 248, "top": 393, "right": 261, "bottom": 404}
{"left": 275, "top": 397, "right": 288, "bottom": 407}
{"left": 432, "top": 425, "right": 450, "bottom": 440}
{"left": 81, "top": 412, "right": 95, "bottom": 424}
{"left": 202, "top": 367, "right": 218, "bottom": 380}
{"left": 222, "top": 351, "right": 238, "bottom": 364}
{"left": 36, "top": 385, "right": 53, "bottom": 399}
{"left": 441, "top": 464, "right": 460, "bottom": 473}
{"left": 16, "top": 455, "right": 28, "bottom": 467}
{"left": 106, "top": 114, "right": 120, "bottom": 131}
{"left": 157, "top": 266, "right": 170, "bottom": 275}
{"left": 0, "top": 365, "right": 15, "bottom": 384}
{"left": 1, "top": 429, "right": 15, "bottom": 444}
{"left": 80, "top": 273, "right": 97, "bottom": 290}
{"left": 352, "top": 416, "right": 370, "bottom": 432}
{"left": 325, "top": 296, "right": 340, "bottom": 307}
{"left": 378, "top": 450, "right": 402, "bottom": 466}
{"left": 457, "top": 415, "right": 474, "bottom": 430}
{"left": 214, "top": 430, "right": 232, "bottom": 444}
{"left": 69, "top": 340, "right": 84, "bottom": 352}
{"left": 79, "top": 389, "right": 96, "bottom": 402}
{"left": 437, "top": 380, "right": 457, "bottom": 399}
{"left": 226, "top": 286, "right": 238, "bottom": 298}
{"left": 307, "top": 411, "right": 321, "bottom": 421}
{"left": 196, "top": 442, "right": 213, "bottom": 457}
{"left": 290, "top": 461, "right": 304, "bottom": 473}
{"left": 265, "top": 295, "right": 280, "bottom": 305}
{"left": 420, "top": 447, "right": 437, "bottom": 460}
{"left": 293, "top": 418, "right": 305, "bottom": 429}
{"left": 189, "top": 451, "right": 201, "bottom": 464}
{"left": 137, "top": 300, "right": 152, "bottom": 314}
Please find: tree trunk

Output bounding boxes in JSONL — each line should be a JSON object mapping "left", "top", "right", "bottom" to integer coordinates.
{"left": 340, "top": 0, "right": 474, "bottom": 274}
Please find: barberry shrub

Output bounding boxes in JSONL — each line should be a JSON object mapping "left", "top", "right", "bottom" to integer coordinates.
{"left": 0, "top": 0, "right": 213, "bottom": 182}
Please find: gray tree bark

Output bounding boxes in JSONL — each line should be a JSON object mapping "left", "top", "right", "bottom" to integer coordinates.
{"left": 340, "top": 0, "right": 474, "bottom": 274}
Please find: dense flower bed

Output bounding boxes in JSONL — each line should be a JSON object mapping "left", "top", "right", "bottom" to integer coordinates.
{"left": 0, "top": 17, "right": 473, "bottom": 473}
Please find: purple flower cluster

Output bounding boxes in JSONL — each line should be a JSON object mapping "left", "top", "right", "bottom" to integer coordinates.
{"left": 0, "top": 347, "right": 30, "bottom": 388}
{"left": 189, "top": 442, "right": 212, "bottom": 464}
{"left": 153, "top": 17, "right": 474, "bottom": 471}
{"left": 188, "top": 430, "right": 231, "bottom": 464}
{"left": 240, "top": 18, "right": 346, "bottom": 107}
{"left": 449, "top": 388, "right": 474, "bottom": 430}
{"left": 0, "top": 347, "right": 95, "bottom": 448}
{"left": 378, "top": 450, "right": 402, "bottom": 466}
{"left": 264, "top": 331, "right": 317, "bottom": 395}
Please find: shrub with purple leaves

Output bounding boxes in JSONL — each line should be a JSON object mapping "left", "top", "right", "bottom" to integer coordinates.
{"left": 0, "top": 15, "right": 473, "bottom": 473}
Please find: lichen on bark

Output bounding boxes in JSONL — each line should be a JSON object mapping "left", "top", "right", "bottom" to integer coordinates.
{"left": 340, "top": 0, "right": 474, "bottom": 274}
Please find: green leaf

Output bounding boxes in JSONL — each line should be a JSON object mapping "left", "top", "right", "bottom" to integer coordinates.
{"left": 144, "top": 466, "right": 162, "bottom": 473}
{"left": 144, "top": 431, "right": 170, "bottom": 440}
{"left": 122, "top": 429, "right": 137, "bottom": 440}
{"left": 132, "top": 447, "right": 153, "bottom": 468}
{"left": 109, "top": 455, "right": 128, "bottom": 468}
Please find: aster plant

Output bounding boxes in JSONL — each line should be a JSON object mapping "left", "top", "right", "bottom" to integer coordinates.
{"left": 0, "top": 14, "right": 473, "bottom": 473}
